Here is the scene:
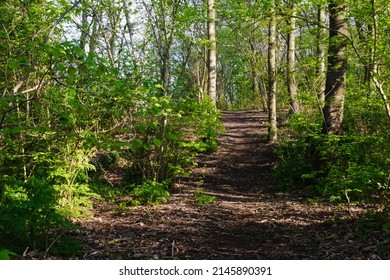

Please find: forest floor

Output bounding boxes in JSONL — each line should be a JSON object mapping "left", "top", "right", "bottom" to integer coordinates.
{"left": 72, "top": 110, "right": 389, "bottom": 260}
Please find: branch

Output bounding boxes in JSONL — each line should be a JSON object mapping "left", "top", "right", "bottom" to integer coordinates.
{"left": 0, "top": 97, "right": 38, "bottom": 129}
{"left": 12, "top": 0, "right": 83, "bottom": 94}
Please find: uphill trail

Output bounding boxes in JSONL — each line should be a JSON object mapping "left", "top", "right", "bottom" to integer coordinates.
{"left": 76, "top": 110, "right": 385, "bottom": 259}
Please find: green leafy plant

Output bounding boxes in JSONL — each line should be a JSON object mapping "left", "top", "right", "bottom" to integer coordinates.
{"left": 193, "top": 189, "right": 216, "bottom": 205}
{"left": 47, "top": 237, "right": 84, "bottom": 257}
{"left": 0, "top": 249, "right": 16, "bottom": 260}
{"left": 130, "top": 180, "right": 170, "bottom": 206}
{"left": 276, "top": 133, "right": 390, "bottom": 205}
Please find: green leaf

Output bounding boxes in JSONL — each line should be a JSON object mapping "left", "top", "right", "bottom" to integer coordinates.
{"left": 9, "top": 60, "right": 21, "bottom": 69}
{"left": 132, "top": 138, "right": 143, "bottom": 148}
{"left": 68, "top": 66, "right": 77, "bottom": 79}
{"left": 167, "top": 133, "right": 178, "bottom": 140}
{"left": 143, "top": 144, "right": 150, "bottom": 151}
{"left": 0, "top": 249, "right": 16, "bottom": 260}
{"left": 58, "top": 113, "right": 71, "bottom": 124}
{"left": 73, "top": 45, "right": 84, "bottom": 57}
{"left": 198, "top": 39, "right": 210, "bottom": 46}
{"left": 152, "top": 138, "right": 162, "bottom": 147}
{"left": 383, "top": 222, "right": 390, "bottom": 229}
{"left": 155, "top": 84, "right": 164, "bottom": 90}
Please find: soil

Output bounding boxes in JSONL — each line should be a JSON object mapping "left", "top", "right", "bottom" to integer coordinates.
{"left": 71, "top": 110, "right": 389, "bottom": 260}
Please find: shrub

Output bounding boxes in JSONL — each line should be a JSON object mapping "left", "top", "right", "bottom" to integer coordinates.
{"left": 123, "top": 94, "right": 223, "bottom": 183}
{"left": 276, "top": 134, "right": 390, "bottom": 205}
{"left": 0, "top": 249, "right": 16, "bottom": 260}
{"left": 129, "top": 180, "right": 170, "bottom": 206}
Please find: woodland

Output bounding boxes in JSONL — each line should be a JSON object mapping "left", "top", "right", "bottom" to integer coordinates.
{"left": 0, "top": 0, "right": 390, "bottom": 260}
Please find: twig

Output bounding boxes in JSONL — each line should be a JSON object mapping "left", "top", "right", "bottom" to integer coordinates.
{"left": 171, "top": 240, "right": 176, "bottom": 259}
{"left": 12, "top": 0, "right": 83, "bottom": 95}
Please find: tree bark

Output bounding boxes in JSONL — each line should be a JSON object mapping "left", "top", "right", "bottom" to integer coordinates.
{"left": 322, "top": 1, "right": 348, "bottom": 135}
{"left": 207, "top": 0, "right": 217, "bottom": 106}
{"left": 317, "top": 4, "right": 327, "bottom": 103}
{"left": 370, "top": 0, "right": 390, "bottom": 122}
{"left": 287, "top": 2, "right": 299, "bottom": 114}
{"left": 268, "top": 0, "right": 277, "bottom": 142}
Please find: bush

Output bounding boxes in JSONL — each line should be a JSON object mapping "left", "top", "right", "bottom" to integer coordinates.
{"left": 130, "top": 180, "right": 170, "bottom": 206}
{"left": 276, "top": 134, "right": 390, "bottom": 205}
{"left": 0, "top": 39, "right": 224, "bottom": 255}
{"left": 123, "top": 94, "right": 223, "bottom": 183}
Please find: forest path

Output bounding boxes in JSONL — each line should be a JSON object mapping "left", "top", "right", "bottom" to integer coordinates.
{"left": 77, "top": 111, "right": 383, "bottom": 259}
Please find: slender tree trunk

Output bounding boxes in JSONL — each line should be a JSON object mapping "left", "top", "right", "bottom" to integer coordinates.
{"left": 355, "top": 20, "right": 373, "bottom": 85}
{"left": 322, "top": 1, "right": 348, "bottom": 135}
{"left": 370, "top": 0, "right": 390, "bottom": 122}
{"left": 373, "top": 78, "right": 390, "bottom": 122}
{"left": 123, "top": 0, "right": 139, "bottom": 79}
{"left": 207, "top": 0, "right": 217, "bottom": 106}
{"left": 317, "top": 4, "right": 327, "bottom": 103}
{"left": 80, "top": 1, "right": 89, "bottom": 52}
{"left": 287, "top": 2, "right": 299, "bottom": 114}
{"left": 268, "top": 0, "right": 277, "bottom": 142}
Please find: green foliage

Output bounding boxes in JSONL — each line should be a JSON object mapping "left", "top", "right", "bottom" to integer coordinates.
{"left": 0, "top": 249, "right": 16, "bottom": 260}
{"left": 276, "top": 133, "right": 390, "bottom": 205}
{"left": 182, "top": 97, "right": 224, "bottom": 153}
{"left": 95, "top": 151, "right": 121, "bottom": 170}
{"left": 130, "top": 180, "right": 170, "bottom": 206}
{"left": 123, "top": 94, "right": 222, "bottom": 183}
{"left": 0, "top": 37, "right": 120, "bottom": 252}
{"left": 192, "top": 98, "right": 224, "bottom": 152}
{"left": 343, "top": 82, "right": 390, "bottom": 136}
{"left": 193, "top": 189, "right": 216, "bottom": 205}
{"left": 47, "top": 237, "right": 84, "bottom": 257}
{"left": 286, "top": 113, "right": 322, "bottom": 137}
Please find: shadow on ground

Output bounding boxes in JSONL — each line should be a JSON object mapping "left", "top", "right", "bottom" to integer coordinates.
{"left": 73, "top": 111, "right": 388, "bottom": 260}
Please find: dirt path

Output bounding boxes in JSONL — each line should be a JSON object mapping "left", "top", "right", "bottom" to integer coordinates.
{"left": 76, "top": 111, "right": 387, "bottom": 259}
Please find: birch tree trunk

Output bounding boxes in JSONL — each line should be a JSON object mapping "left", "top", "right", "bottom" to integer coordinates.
{"left": 207, "top": 0, "right": 217, "bottom": 106}
{"left": 317, "top": 4, "right": 327, "bottom": 104}
{"left": 268, "top": 0, "right": 277, "bottom": 142}
{"left": 287, "top": 2, "right": 299, "bottom": 114}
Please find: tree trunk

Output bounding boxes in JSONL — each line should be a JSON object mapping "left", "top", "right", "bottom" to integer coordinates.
{"left": 207, "top": 0, "right": 217, "bottom": 106}
{"left": 80, "top": 1, "right": 89, "bottom": 52}
{"left": 322, "top": 1, "right": 348, "bottom": 135}
{"left": 268, "top": 0, "right": 277, "bottom": 142}
{"left": 370, "top": 0, "right": 390, "bottom": 122}
{"left": 287, "top": 2, "right": 299, "bottom": 114}
{"left": 317, "top": 4, "right": 327, "bottom": 103}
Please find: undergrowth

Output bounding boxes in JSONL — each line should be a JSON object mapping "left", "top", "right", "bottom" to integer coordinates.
{"left": 0, "top": 86, "right": 222, "bottom": 257}
{"left": 277, "top": 133, "right": 390, "bottom": 204}
{"left": 276, "top": 113, "right": 390, "bottom": 237}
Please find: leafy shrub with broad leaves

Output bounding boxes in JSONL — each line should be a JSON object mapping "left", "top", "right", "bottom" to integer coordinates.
{"left": 0, "top": 41, "right": 124, "bottom": 253}
{"left": 123, "top": 93, "right": 223, "bottom": 183}
{"left": 276, "top": 133, "right": 390, "bottom": 205}
{"left": 129, "top": 180, "right": 170, "bottom": 206}
{"left": 0, "top": 38, "right": 223, "bottom": 255}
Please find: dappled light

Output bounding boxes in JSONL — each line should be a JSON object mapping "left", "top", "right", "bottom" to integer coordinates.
{"left": 1, "top": 0, "right": 389, "bottom": 261}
